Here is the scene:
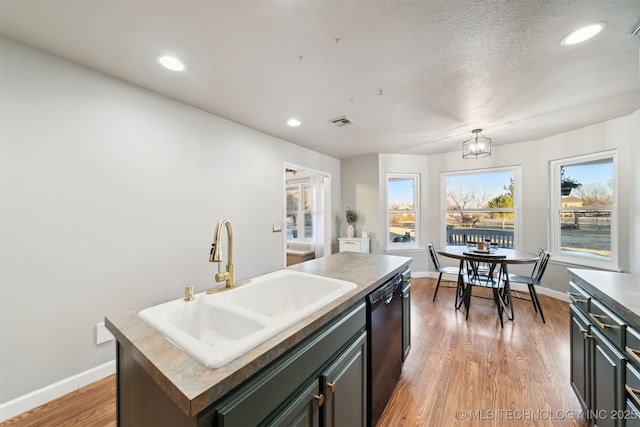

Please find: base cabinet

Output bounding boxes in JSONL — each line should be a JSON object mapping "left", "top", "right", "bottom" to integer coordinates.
{"left": 210, "top": 304, "right": 367, "bottom": 427}
{"left": 321, "top": 332, "right": 367, "bottom": 427}
{"left": 570, "top": 295, "right": 626, "bottom": 427}
{"left": 402, "top": 282, "right": 411, "bottom": 362}
{"left": 266, "top": 331, "right": 367, "bottom": 427}
{"left": 568, "top": 271, "right": 640, "bottom": 427}
{"left": 266, "top": 380, "right": 321, "bottom": 427}
{"left": 626, "top": 364, "right": 640, "bottom": 427}
{"left": 570, "top": 304, "right": 590, "bottom": 410}
{"left": 590, "top": 327, "right": 626, "bottom": 427}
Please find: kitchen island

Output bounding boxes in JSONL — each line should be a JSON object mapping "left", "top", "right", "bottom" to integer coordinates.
{"left": 105, "top": 252, "right": 411, "bottom": 426}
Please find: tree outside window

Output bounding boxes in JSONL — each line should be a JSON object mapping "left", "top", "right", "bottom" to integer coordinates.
{"left": 488, "top": 178, "right": 515, "bottom": 229}
{"left": 444, "top": 169, "right": 519, "bottom": 248}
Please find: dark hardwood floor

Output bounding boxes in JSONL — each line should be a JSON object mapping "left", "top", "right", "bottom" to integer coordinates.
{"left": 378, "top": 277, "right": 588, "bottom": 427}
{"left": 2, "top": 277, "right": 587, "bottom": 427}
{"left": 0, "top": 374, "right": 116, "bottom": 427}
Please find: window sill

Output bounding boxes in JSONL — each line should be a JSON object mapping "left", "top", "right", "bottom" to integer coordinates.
{"left": 385, "top": 246, "right": 424, "bottom": 254}
{"left": 549, "top": 255, "right": 621, "bottom": 273}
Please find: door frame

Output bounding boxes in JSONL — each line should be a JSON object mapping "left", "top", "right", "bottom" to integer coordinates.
{"left": 283, "top": 162, "right": 332, "bottom": 267}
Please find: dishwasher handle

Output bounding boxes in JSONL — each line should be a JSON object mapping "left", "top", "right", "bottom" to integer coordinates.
{"left": 369, "top": 274, "right": 401, "bottom": 306}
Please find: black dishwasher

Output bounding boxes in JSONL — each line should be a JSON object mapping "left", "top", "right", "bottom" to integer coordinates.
{"left": 367, "top": 271, "right": 405, "bottom": 426}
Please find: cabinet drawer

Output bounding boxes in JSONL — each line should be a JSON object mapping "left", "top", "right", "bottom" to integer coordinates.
{"left": 340, "top": 240, "right": 362, "bottom": 252}
{"left": 568, "top": 280, "right": 590, "bottom": 315}
{"left": 338, "top": 238, "right": 369, "bottom": 253}
{"left": 627, "top": 327, "right": 640, "bottom": 369}
{"left": 627, "top": 364, "right": 640, "bottom": 426}
{"left": 589, "top": 298, "right": 626, "bottom": 348}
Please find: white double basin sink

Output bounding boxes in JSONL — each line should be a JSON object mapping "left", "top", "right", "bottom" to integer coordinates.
{"left": 138, "top": 270, "right": 357, "bottom": 368}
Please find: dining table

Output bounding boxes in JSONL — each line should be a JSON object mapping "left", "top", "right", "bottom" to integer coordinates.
{"left": 436, "top": 245, "right": 540, "bottom": 324}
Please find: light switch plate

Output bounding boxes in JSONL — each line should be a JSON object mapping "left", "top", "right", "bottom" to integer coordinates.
{"left": 272, "top": 223, "right": 282, "bottom": 232}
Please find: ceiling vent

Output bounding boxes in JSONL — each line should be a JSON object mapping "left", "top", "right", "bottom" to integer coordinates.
{"left": 329, "top": 116, "right": 354, "bottom": 127}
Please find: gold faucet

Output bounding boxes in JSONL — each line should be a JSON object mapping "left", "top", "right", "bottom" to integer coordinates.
{"left": 208, "top": 218, "right": 235, "bottom": 288}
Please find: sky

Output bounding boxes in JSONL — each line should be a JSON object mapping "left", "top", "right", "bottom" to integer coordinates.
{"left": 446, "top": 171, "right": 512, "bottom": 198}
{"left": 445, "top": 160, "right": 613, "bottom": 198}
{"left": 389, "top": 160, "right": 613, "bottom": 207}
{"left": 562, "top": 161, "right": 613, "bottom": 187}
{"left": 388, "top": 178, "right": 415, "bottom": 206}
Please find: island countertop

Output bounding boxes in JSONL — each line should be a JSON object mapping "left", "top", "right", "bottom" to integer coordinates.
{"left": 568, "top": 268, "right": 640, "bottom": 327}
{"left": 105, "top": 252, "right": 411, "bottom": 418}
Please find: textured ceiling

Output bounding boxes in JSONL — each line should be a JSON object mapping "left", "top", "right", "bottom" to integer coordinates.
{"left": 1, "top": 0, "right": 638, "bottom": 159}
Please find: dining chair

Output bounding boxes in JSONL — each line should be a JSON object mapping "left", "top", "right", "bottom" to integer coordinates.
{"left": 428, "top": 243, "right": 460, "bottom": 302}
{"left": 458, "top": 253, "right": 511, "bottom": 327}
{"left": 507, "top": 250, "right": 551, "bottom": 323}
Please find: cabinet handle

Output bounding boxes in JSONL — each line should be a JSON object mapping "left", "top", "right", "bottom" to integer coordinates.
{"left": 626, "top": 385, "right": 640, "bottom": 408}
{"left": 327, "top": 382, "right": 337, "bottom": 393}
{"left": 580, "top": 329, "right": 593, "bottom": 339}
{"left": 588, "top": 313, "right": 618, "bottom": 329}
{"left": 626, "top": 346, "right": 640, "bottom": 365}
{"left": 568, "top": 292, "right": 587, "bottom": 304}
{"left": 314, "top": 394, "right": 324, "bottom": 407}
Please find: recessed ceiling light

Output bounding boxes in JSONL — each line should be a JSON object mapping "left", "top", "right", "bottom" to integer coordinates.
{"left": 561, "top": 23, "right": 605, "bottom": 46}
{"left": 287, "top": 118, "right": 301, "bottom": 127}
{"left": 157, "top": 55, "right": 185, "bottom": 71}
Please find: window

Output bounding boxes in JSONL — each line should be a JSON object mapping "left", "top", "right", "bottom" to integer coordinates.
{"left": 550, "top": 151, "right": 617, "bottom": 269}
{"left": 443, "top": 168, "right": 520, "bottom": 248}
{"left": 387, "top": 174, "right": 419, "bottom": 248}
{"left": 286, "top": 183, "right": 312, "bottom": 241}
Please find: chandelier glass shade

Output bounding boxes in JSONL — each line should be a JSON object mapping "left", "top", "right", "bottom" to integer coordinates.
{"left": 462, "top": 129, "right": 491, "bottom": 159}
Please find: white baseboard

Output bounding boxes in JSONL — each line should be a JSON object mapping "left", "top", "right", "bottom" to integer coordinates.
{"left": 0, "top": 359, "right": 116, "bottom": 422}
{"left": 412, "top": 270, "right": 570, "bottom": 302}
{"left": 410, "top": 270, "right": 430, "bottom": 278}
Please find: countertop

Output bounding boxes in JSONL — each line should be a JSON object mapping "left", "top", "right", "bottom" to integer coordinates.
{"left": 568, "top": 268, "right": 640, "bottom": 327}
{"left": 105, "top": 252, "right": 411, "bottom": 418}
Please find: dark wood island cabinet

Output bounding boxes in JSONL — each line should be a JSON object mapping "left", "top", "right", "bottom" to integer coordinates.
{"left": 105, "top": 252, "right": 411, "bottom": 426}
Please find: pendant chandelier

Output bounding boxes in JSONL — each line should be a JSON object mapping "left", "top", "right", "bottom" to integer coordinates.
{"left": 462, "top": 129, "right": 491, "bottom": 159}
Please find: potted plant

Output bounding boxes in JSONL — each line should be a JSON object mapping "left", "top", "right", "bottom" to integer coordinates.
{"left": 561, "top": 177, "right": 582, "bottom": 196}
{"left": 345, "top": 207, "right": 358, "bottom": 238}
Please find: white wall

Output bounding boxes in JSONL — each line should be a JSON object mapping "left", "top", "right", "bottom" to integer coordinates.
{"left": 378, "top": 154, "right": 430, "bottom": 272}
{"left": 0, "top": 38, "right": 341, "bottom": 405}
{"left": 340, "top": 154, "right": 430, "bottom": 272}
{"left": 340, "top": 155, "right": 379, "bottom": 250}
{"left": 425, "top": 112, "right": 638, "bottom": 293}
{"left": 632, "top": 109, "right": 640, "bottom": 275}
{"left": 633, "top": 45, "right": 640, "bottom": 275}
